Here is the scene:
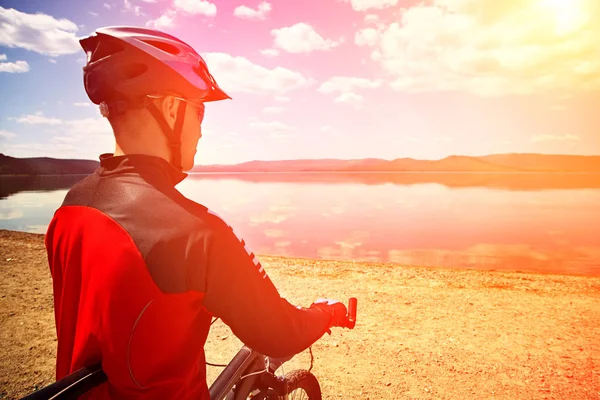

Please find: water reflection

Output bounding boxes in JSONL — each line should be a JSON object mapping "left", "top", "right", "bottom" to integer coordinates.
{"left": 187, "top": 172, "right": 600, "bottom": 191}
{"left": 1, "top": 173, "right": 599, "bottom": 276}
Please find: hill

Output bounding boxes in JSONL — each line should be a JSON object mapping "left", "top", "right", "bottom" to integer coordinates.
{"left": 0, "top": 154, "right": 99, "bottom": 175}
{"left": 2, "top": 153, "right": 600, "bottom": 175}
{"left": 192, "top": 154, "right": 600, "bottom": 173}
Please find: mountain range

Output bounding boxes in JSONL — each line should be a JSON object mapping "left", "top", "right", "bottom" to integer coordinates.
{"left": 2, "top": 153, "right": 600, "bottom": 175}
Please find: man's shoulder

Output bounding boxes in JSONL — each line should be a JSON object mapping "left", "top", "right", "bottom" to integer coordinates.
{"left": 171, "top": 193, "right": 232, "bottom": 234}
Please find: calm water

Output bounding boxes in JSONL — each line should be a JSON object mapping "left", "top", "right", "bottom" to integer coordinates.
{"left": 1, "top": 173, "right": 599, "bottom": 276}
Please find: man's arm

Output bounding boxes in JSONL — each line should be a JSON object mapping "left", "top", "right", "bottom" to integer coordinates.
{"left": 201, "top": 224, "right": 332, "bottom": 358}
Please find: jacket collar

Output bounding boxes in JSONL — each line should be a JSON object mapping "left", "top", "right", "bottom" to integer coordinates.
{"left": 99, "top": 153, "right": 188, "bottom": 186}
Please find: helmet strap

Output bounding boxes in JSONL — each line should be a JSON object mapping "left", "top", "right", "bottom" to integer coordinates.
{"left": 145, "top": 98, "right": 187, "bottom": 171}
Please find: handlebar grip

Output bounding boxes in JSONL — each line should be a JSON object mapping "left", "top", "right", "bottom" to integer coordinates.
{"left": 347, "top": 297, "right": 357, "bottom": 328}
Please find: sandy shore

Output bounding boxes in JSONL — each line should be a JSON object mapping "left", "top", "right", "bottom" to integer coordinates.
{"left": 1, "top": 229, "right": 599, "bottom": 399}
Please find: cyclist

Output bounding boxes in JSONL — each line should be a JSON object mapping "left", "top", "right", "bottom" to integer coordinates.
{"left": 45, "top": 26, "right": 347, "bottom": 399}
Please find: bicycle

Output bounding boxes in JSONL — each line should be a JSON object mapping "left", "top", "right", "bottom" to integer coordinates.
{"left": 21, "top": 298, "right": 357, "bottom": 400}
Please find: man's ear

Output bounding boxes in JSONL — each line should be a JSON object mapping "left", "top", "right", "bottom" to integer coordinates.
{"left": 160, "top": 95, "right": 180, "bottom": 129}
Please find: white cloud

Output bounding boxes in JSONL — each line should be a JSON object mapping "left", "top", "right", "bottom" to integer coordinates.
{"left": 355, "top": 28, "right": 379, "bottom": 47}
{"left": 249, "top": 121, "right": 295, "bottom": 141}
{"left": 123, "top": 0, "right": 143, "bottom": 16}
{"left": 272, "top": 23, "right": 342, "bottom": 53}
{"left": 103, "top": 3, "right": 112, "bottom": 9}
{"left": 340, "top": 0, "right": 399, "bottom": 11}
{"left": 364, "top": 14, "right": 379, "bottom": 24}
{"left": 531, "top": 134, "right": 581, "bottom": 143}
{"left": 147, "top": 0, "right": 215, "bottom": 29}
{"left": 318, "top": 76, "right": 382, "bottom": 105}
{"left": 146, "top": 10, "right": 175, "bottom": 29}
{"left": 0, "top": 130, "right": 16, "bottom": 139}
{"left": 0, "top": 57, "right": 29, "bottom": 73}
{"left": 1, "top": 117, "right": 114, "bottom": 160}
{"left": 249, "top": 121, "right": 293, "bottom": 133}
{"left": 73, "top": 102, "right": 91, "bottom": 107}
{"left": 260, "top": 48, "right": 279, "bottom": 57}
{"left": 202, "top": 52, "right": 314, "bottom": 94}
{"left": 319, "top": 76, "right": 382, "bottom": 94}
{"left": 234, "top": 1, "right": 272, "bottom": 20}
{"left": 0, "top": 7, "right": 80, "bottom": 56}
{"left": 275, "top": 95, "right": 290, "bottom": 102}
{"left": 88, "top": 11, "right": 99, "bottom": 17}
{"left": 13, "top": 114, "right": 62, "bottom": 124}
{"left": 0, "top": 54, "right": 6, "bottom": 61}
{"left": 263, "top": 106, "right": 283, "bottom": 114}
{"left": 173, "top": 0, "right": 216, "bottom": 16}
{"left": 369, "top": 0, "right": 600, "bottom": 96}
{"left": 334, "top": 92, "right": 364, "bottom": 104}
{"left": 48, "top": 58, "right": 57, "bottom": 64}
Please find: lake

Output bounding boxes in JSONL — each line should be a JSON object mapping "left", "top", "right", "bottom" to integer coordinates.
{"left": 1, "top": 172, "right": 599, "bottom": 276}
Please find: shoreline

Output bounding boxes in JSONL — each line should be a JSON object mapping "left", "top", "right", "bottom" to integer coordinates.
{"left": 1, "top": 229, "right": 599, "bottom": 399}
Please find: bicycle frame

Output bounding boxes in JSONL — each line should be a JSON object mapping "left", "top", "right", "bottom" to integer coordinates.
{"left": 21, "top": 298, "right": 357, "bottom": 400}
{"left": 209, "top": 346, "right": 292, "bottom": 400}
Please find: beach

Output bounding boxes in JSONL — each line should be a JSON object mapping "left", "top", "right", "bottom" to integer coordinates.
{"left": 1, "top": 229, "right": 599, "bottom": 399}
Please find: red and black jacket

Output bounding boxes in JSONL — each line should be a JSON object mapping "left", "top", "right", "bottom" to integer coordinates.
{"left": 45, "top": 153, "right": 331, "bottom": 399}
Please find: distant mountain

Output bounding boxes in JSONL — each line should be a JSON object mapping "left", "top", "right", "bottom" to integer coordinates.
{"left": 2, "top": 153, "right": 600, "bottom": 175}
{"left": 192, "top": 154, "right": 600, "bottom": 173}
{"left": 0, "top": 154, "right": 99, "bottom": 175}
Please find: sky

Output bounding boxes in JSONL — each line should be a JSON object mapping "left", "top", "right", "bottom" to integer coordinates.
{"left": 0, "top": 0, "right": 599, "bottom": 165}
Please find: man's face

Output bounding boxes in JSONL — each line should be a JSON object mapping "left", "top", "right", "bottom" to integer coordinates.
{"left": 179, "top": 101, "right": 205, "bottom": 171}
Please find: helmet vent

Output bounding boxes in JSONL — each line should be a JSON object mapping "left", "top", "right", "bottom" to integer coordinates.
{"left": 121, "top": 63, "right": 148, "bottom": 80}
{"left": 143, "top": 40, "right": 181, "bottom": 55}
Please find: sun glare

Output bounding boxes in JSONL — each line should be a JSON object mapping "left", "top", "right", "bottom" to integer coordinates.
{"left": 540, "top": 0, "right": 587, "bottom": 35}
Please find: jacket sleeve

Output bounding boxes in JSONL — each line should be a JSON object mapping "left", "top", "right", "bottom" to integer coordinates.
{"left": 201, "top": 224, "right": 332, "bottom": 358}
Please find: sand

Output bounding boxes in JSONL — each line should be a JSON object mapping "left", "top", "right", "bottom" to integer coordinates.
{"left": 1, "top": 229, "right": 599, "bottom": 399}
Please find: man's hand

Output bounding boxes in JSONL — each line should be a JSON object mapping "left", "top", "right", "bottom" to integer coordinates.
{"left": 310, "top": 298, "right": 348, "bottom": 331}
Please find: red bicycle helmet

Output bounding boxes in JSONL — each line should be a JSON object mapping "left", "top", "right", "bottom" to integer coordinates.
{"left": 79, "top": 26, "right": 231, "bottom": 170}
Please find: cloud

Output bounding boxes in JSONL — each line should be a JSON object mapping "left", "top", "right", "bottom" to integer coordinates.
{"left": 334, "top": 92, "right": 364, "bottom": 104}
{"left": 48, "top": 58, "right": 57, "bottom": 64}
{"left": 147, "top": 0, "right": 216, "bottom": 27}
{"left": 368, "top": 0, "right": 600, "bottom": 96}
{"left": 264, "top": 229, "right": 283, "bottom": 237}
{"left": 1, "top": 117, "right": 114, "bottom": 160}
{"left": 173, "top": 0, "right": 216, "bottom": 16}
{"left": 271, "top": 23, "right": 342, "bottom": 53}
{"left": 355, "top": 28, "right": 379, "bottom": 47}
{"left": 103, "top": 3, "right": 113, "bottom": 9}
{"left": 234, "top": 1, "right": 272, "bottom": 20}
{"left": 275, "top": 95, "right": 290, "bottom": 102}
{"left": 0, "top": 54, "right": 29, "bottom": 73}
{"left": 318, "top": 76, "right": 382, "bottom": 104}
{"left": 340, "top": 0, "right": 399, "bottom": 11}
{"left": 260, "top": 48, "right": 279, "bottom": 57}
{"left": 123, "top": 0, "right": 143, "bottom": 16}
{"left": 0, "top": 130, "right": 16, "bottom": 139}
{"left": 202, "top": 52, "right": 314, "bottom": 94}
{"left": 73, "top": 102, "right": 91, "bottom": 107}
{"left": 0, "top": 6, "right": 80, "bottom": 56}
{"left": 88, "top": 11, "right": 99, "bottom": 17}
{"left": 319, "top": 76, "right": 383, "bottom": 94}
{"left": 12, "top": 113, "right": 62, "bottom": 125}
{"left": 249, "top": 121, "right": 293, "bottom": 133}
{"left": 364, "top": 14, "right": 379, "bottom": 24}
{"left": 263, "top": 106, "right": 283, "bottom": 114}
{"left": 146, "top": 10, "right": 175, "bottom": 29}
{"left": 531, "top": 134, "right": 581, "bottom": 143}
